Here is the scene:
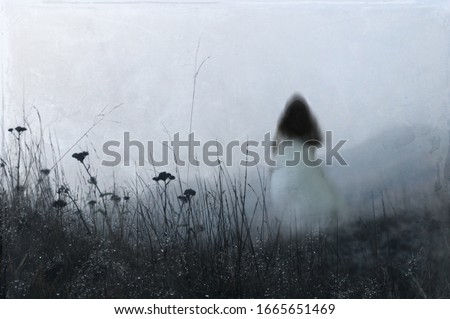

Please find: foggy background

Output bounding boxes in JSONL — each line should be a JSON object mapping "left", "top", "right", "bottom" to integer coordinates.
{"left": 1, "top": 0, "right": 450, "bottom": 213}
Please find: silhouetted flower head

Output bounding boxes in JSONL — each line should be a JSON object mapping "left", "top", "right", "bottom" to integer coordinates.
{"left": 87, "top": 200, "right": 97, "bottom": 206}
{"left": 178, "top": 188, "right": 196, "bottom": 203}
{"left": 72, "top": 151, "right": 89, "bottom": 163}
{"left": 15, "top": 126, "right": 27, "bottom": 133}
{"left": 110, "top": 194, "right": 121, "bottom": 202}
{"left": 57, "top": 186, "right": 69, "bottom": 195}
{"left": 184, "top": 189, "right": 196, "bottom": 197}
{"left": 178, "top": 195, "right": 188, "bottom": 203}
{"left": 40, "top": 169, "right": 51, "bottom": 176}
{"left": 7, "top": 126, "right": 27, "bottom": 134}
{"left": 88, "top": 176, "right": 97, "bottom": 185}
{"left": 152, "top": 171, "right": 175, "bottom": 183}
{"left": 53, "top": 199, "right": 67, "bottom": 209}
{"left": 124, "top": 195, "right": 130, "bottom": 201}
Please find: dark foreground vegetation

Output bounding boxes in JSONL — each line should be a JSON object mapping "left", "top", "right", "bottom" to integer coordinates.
{"left": 1, "top": 125, "right": 449, "bottom": 298}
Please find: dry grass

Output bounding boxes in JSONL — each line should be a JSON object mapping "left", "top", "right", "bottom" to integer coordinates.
{"left": 1, "top": 125, "right": 449, "bottom": 298}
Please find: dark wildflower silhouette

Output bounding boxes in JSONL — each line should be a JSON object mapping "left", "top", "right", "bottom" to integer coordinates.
{"left": 88, "top": 176, "right": 97, "bottom": 185}
{"left": 53, "top": 199, "right": 67, "bottom": 209}
{"left": 57, "top": 185, "right": 69, "bottom": 195}
{"left": 152, "top": 172, "right": 175, "bottom": 228}
{"left": 72, "top": 151, "right": 89, "bottom": 163}
{"left": 87, "top": 200, "right": 97, "bottom": 206}
{"left": 110, "top": 194, "right": 121, "bottom": 202}
{"left": 178, "top": 188, "right": 196, "bottom": 203}
{"left": 8, "top": 126, "right": 27, "bottom": 137}
{"left": 178, "top": 195, "right": 188, "bottom": 203}
{"left": 8, "top": 125, "right": 27, "bottom": 191}
{"left": 184, "top": 189, "right": 196, "bottom": 197}
{"left": 123, "top": 195, "right": 130, "bottom": 201}
{"left": 15, "top": 126, "right": 27, "bottom": 133}
{"left": 40, "top": 169, "right": 51, "bottom": 176}
{"left": 152, "top": 171, "right": 175, "bottom": 183}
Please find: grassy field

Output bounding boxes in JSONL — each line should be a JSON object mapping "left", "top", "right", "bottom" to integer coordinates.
{"left": 1, "top": 126, "right": 449, "bottom": 298}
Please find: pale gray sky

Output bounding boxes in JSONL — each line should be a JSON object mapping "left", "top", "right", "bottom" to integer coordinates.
{"left": 1, "top": 0, "right": 449, "bottom": 184}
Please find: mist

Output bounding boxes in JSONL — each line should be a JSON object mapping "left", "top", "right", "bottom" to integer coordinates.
{"left": 1, "top": 0, "right": 450, "bottom": 299}
{"left": 3, "top": 1, "right": 449, "bottom": 179}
